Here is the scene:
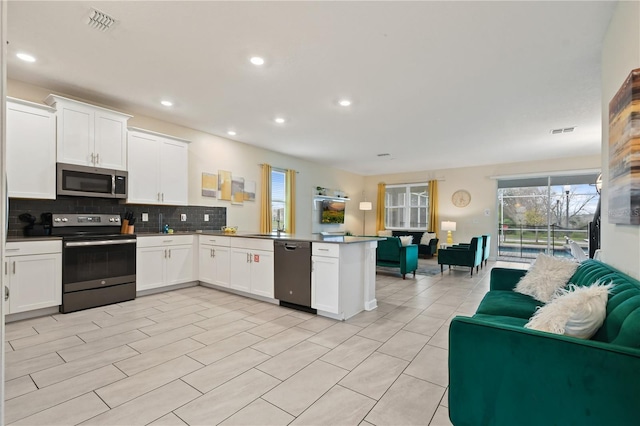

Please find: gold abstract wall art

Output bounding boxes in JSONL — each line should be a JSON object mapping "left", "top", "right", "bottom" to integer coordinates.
{"left": 232, "top": 176, "right": 245, "bottom": 205}
{"left": 218, "top": 170, "right": 232, "bottom": 201}
{"left": 201, "top": 173, "right": 218, "bottom": 198}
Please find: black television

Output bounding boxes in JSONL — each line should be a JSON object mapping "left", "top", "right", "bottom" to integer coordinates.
{"left": 321, "top": 200, "right": 346, "bottom": 224}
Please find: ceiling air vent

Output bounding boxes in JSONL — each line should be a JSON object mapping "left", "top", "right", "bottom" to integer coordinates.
{"left": 87, "top": 8, "right": 116, "bottom": 32}
{"left": 551, "top": 127, "right": 576, "bottom": 134}
{"left": 377, "top": 153, "right": 391, "bottom": 157}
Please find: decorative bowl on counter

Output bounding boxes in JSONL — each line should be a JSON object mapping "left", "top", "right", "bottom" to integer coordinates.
{"left": 222, "top": 226, "right": 238, "bottom": 234}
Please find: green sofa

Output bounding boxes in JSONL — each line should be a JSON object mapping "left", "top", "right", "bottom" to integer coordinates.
{"left": 449, "top": 259, "right": 640, "bottom": 426}
{"left": 438, "top": 236, "right": 484, "bottom": 276}
{"left": 376, "top": 236, "right": 418, "bottom": 279}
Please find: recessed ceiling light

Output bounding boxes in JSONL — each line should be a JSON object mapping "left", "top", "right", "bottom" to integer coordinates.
{"left": 274, "top": 117, "right": 286, "bottom": 124}
{"left": 338, "top": 99, "right": 352, "bottom": 107}
{"left": 250, "top": 57, "right": 265, "bottom": 66}
{"left": 227, "top": 130, "right": 237, "bottom": 136}
{"left": 160, "top": 100, "right": 173, "bottom": 107}
{"left": 16, "top": 52, "right": 36, "bottom": 63}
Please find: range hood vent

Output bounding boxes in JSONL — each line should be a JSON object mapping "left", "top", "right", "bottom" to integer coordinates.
{"left": 87, "top": 8, "right": 116, "bottom": 32}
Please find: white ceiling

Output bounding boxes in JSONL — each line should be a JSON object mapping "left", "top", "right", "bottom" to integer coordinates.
{"left": 6, "top": 1, "right": 615, "bottom": 176}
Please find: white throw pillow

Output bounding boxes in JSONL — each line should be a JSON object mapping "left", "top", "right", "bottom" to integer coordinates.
{"left": 525, "top": 281, "right": 613, "bottom": 339}
{"left": 377, "top": 230, "right": 392, "bottom": 237}
{"left": 399, "top": 236, "right": 413, "bottom": 246}
{"left": 420, "top": 232, "right": 436, "bottom": 245}
{"left": 514, "top": 254, "right": 579, "bottom": 303}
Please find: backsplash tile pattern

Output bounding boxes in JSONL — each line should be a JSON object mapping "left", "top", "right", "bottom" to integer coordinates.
{"left": 8, "top": 197, "right": 226, "bottom": 237}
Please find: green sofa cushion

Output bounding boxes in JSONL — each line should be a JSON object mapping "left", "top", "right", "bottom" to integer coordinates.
{"left": 475, "top": 290, "right": 543, "bottom": 319}
{"left": 472, "top": 313, "right": 529, "bottom": 328}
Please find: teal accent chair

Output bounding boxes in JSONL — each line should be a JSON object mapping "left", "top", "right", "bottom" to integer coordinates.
{"left": 438, "top": 236, "right": 484, "bottom": 276}
{"left": 376, "top": 237, "right": 418, "bottom": 279}
{"left": 456, "top": 234, "right": 491, "bottom": 268}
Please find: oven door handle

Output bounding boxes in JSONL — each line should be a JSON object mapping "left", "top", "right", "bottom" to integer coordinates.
{"left": 64, "top": 239, "right": 137, "bottom": 248}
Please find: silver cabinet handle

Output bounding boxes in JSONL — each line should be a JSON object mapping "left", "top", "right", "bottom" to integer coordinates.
{"left": 168, "top": 249, "right": 171, "bottom": 259}
{"left": 164, "top": 249, "right": 167, "bottom": 259}
{"left": 4, "top": 261, "right": 7, "bottom": 275}
{"left": 158, "top": 192, "right": 161, "bottom": 202}
{"left": 4, "top": 286, "right": 9, "bottom": 301}
{"left": 12, "top": 262, "right": 16, "bottom": 274}
{"left": 96, "top": 153, "right": 100, "bottom": 164}
{"left": 91, "top": 153, "right": 95, "bottom": 164}
{"left": 212, "top": 248, "right": 215, "bottom": 258}
{"left": 162, "top": 193, "right": 164, "bottom": 202}
{"left": 246, "top": 253, "right": 250, "bottom": 263}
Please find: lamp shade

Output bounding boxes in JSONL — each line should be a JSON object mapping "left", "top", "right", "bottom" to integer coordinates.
{"left": 359, "top": 201, "right": 372, "bottom": 211}
{"left": 441, "top": 221, "right": 457, "bottom": 231}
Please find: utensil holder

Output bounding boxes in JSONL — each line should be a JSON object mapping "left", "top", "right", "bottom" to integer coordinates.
{"left": 121, "top": 219, "right": 129, "bottom": 234}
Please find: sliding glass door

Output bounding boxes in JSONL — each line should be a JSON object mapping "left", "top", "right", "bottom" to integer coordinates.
{"left": 497, "top": 173, "right": 599, "bottom": 261}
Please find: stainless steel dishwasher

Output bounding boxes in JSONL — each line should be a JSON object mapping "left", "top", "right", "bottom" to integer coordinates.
{"left": 274, "top": 240, "right": 315, "bottom": 313}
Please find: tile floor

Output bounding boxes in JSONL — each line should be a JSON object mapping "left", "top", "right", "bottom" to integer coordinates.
{"left": 3, "top": 260, "right": 528, "bottom": 426}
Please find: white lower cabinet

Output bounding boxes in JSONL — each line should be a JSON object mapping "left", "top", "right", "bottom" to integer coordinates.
{"left": 199, "top": 236, "right": 231, "bottom": 288}
{"left": 136, "top": 235, "right": 194, "bottom": 292}
{"left": 4, "top": 241, "right": 62, "bottom": 314}
{"left": 312, "top": 245, "right": 340, "bottom": 314}
{"left": 229, "top": 238, "right": 274, "bottom": 298}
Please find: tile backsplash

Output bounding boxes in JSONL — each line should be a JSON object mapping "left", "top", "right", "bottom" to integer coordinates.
{"left": 8, "top": 197, "right": 226, "bottom": 237}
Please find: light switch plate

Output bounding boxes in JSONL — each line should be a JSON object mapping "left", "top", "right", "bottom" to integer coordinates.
{"left": 141, "top": 213, "right": 149, "bottom": 222}
{"left": 180, "top": 214, "right": 187, "bottom": 221}
{"left": 204, "top": 214, "right": 210, "bottom": 221}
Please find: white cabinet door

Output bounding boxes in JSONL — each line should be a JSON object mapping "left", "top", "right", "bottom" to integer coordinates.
{"left": 7, "top": 253, "right": 61, "bottom": 314}
{"left": 165, "top": 245, "right": 194, "bottom": 285}
{"left": 250, "top": 249, "right": 274, "bottom": 298}
{"left": 136, "top": 246, "right": 166, "bottom": 291}
{"left": 127, "top": 131, "right": 161, "bottom": 204}
{"left": 230, "top": 248, "right": 251, "bottom": 293}
{"left": 199, "top": 245, "right": 216, "bottom": 285}
{"left": 56, "top": 101, "right": 94, "bottom": 166}
{"left": 6, "top": 100, "right": 56, "bottom": 199}
{"left": 159, "top": 139, "right": 188, "bottom": 205}
{"left": 312, "top": 256, "right": 340, "bottom": 314}
{"left": 95, "top": 110, "right": 127, "bottom": 170}
{"left": 212, "top": 246, "right": 231, "bottom": 288}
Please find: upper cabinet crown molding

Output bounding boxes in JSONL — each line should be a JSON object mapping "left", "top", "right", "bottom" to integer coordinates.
{"left": 45, "top": 94, "right": 131, "bottom": 171}
{"left": 44, "top": 94, "right": 132, "bottom": 119}
{"left": 6, "top": 96, "right": 56, "bottom": 113}
{"left": 128, "top": 126, "right": 191, "bottom": 144}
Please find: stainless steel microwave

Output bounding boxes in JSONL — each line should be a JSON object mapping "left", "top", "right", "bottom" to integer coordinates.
{"left": 57, "top": 163, "right": 127, "bottom": 199}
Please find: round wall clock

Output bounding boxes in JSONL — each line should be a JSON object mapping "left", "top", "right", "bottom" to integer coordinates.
{"left": 452, "top": 189, "right": 471, "bottom": 207}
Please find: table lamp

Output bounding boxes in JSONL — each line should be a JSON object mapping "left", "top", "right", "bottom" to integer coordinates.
{"left": 359, "top": 201, "right": 372, "bottom": 235}
{"left": 441, "top": 221, "right": 457, "bottom": 245}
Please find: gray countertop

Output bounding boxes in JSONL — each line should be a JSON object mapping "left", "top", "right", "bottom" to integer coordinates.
{"left": 137, "top": 231, "right": 382, "bottom": 244}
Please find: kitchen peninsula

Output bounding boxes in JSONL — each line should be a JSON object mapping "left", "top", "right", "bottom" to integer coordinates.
{"left": 138, "top": 231, "right": 381, "bottom": 321}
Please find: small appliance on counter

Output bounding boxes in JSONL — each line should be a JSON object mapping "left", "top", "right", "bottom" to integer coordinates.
{"left": 18, "top": 212, "right": 52, "bottom": 236}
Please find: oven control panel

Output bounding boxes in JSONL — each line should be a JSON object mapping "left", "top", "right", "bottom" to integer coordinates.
{"left": 52, "top": 214, "right": 121, "bottom": 227}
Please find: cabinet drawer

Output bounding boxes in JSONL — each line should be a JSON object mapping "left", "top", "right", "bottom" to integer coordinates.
{"left": 199, "top": 235, "right": 231, "bottom": 247}
{"left": 6, "top": 240, "right": 62, "bottom": 256}
{"left": 312, "top": 243, "right": 340, "bottom": 258}
{"left": 137, "top": 234, "right": 194, "bottom": 248}
{"left": 231, "top": 237, "right": 274, "bottom": 252}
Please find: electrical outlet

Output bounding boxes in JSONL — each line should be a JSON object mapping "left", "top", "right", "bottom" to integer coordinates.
{"left": 141, "top": 213, "right": 149, "bottom": 222}
{"left": 180, "top": 214, "right": 187, "bottom": 221}
{"left": 204, "top": 214, "right": 210, "bottom": 221}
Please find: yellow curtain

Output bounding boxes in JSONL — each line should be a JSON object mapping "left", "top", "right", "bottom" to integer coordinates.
{"left": 260, "top": 164, "right": 272, "bottom": 233}
{"left": 428, "top": 180, "right": 439, "bottom": 233}
{"left": 285, "top": 169, "right": 296, "bottom": 234}
{"left": 376, "top": 183, "right": 386, "bottom": 232}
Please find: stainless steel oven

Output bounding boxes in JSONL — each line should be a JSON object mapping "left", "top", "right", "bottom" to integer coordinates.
{"left": 52, "top": 214, "right": 136, "bottom": 313}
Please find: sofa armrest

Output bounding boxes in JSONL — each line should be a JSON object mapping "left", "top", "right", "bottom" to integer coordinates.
{"left": 449, "top": 316, "right": 640, "bottom": 426}
{"left": 490, "top": 267, "right": 527, "bottom": 291}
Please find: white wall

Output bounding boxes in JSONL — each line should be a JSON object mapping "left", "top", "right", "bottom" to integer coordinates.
{"left": 601, "top": 1, "right": 640, "bottom": 278}
{"left": 365, "top": 155, "right": 601, "bottom": 256}
{"left": 7, "top": 79, "right": 365, "bottom": 235}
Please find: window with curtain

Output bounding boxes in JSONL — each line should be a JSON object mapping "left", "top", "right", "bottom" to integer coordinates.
{"left": 385, "top": 183, "right": 429, "bottom": 229}
{"left": 271, "top": 169, "right": 286, "bottom": 230}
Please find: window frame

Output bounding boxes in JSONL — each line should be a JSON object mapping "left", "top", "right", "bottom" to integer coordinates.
{"left": 384, "top": 182, "right": 429, "bottom": 230}
{"left": 271, "top": 168, "right": 286, "bottom": 230}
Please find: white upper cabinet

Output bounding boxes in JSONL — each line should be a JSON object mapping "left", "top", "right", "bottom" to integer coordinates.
{"left": 6, "top": 98, "right": 57, "bottom": 199}
{"left": 45, "top": 94, "right": 131, "bottom": 171}
{"left": 127, "top": 127, "right": 189, "bottom": 205}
